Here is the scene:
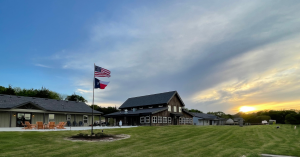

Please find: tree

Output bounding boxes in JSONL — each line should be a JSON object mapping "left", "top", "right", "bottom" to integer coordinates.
{"left": 285, "top": 113, "right": 300, "bottom": 124}
{"left": 65, "top": 93, "right": 88, "bottom": 103}
{"left": 189, "top": 109, "right": 203, "bottom": 113}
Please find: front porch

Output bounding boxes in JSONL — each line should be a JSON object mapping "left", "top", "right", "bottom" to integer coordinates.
{"left": 0, "top": 126, "right": 138, "bottom": 132}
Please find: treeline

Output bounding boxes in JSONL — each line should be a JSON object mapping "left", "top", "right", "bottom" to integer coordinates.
{"left": 236, "top": 110, "right": 300, "bottom": 124}
{"left": 90, "top": 105, "right": 119, "bottom": 115}
{"left": 188, "top": 108, "right": 300, "bottom": 124}
{"left": 0, "top": 85, "right": 87, "bottom": 102}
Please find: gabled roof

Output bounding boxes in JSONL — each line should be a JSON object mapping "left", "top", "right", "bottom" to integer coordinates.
{"left": 119, "top": 91, "right": 185, "bottom": 109}
{"left": 190, "top": 112, "right": 219, "bottom": 120}
{"left": 105, "top": 107, "right": 168, "bottom": 117}
{"left": 0, "top": 94, "right": 102, "bottom": 114}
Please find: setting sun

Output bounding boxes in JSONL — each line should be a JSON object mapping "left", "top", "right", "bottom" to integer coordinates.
{"left": 239, "top": 106, "right": 255, "bottom": 112}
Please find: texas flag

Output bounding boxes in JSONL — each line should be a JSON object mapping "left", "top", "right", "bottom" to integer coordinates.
{"left": 94, "top": 78, "right": 110, "bottom": 89}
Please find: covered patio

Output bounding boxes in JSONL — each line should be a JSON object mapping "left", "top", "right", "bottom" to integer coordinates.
{"left": 0, "top": 126, "right": 138, "bottom": 132}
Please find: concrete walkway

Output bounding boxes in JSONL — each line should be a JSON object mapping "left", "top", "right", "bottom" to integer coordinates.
{"left": 0, "top": 126, "right": 137, "bottom": 132}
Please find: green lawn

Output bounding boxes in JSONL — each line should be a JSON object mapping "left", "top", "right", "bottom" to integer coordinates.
{"left": 0, "top": 125, "right": 299, "bottom": 157}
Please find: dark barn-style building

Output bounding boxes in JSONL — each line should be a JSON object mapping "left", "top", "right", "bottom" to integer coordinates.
{"left": 105, "top": 91, "right": 193, "bottom": 126}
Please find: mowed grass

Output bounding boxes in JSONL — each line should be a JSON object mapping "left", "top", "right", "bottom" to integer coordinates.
{"left": 0, "top": 125, "right": 300, "bottom": 157}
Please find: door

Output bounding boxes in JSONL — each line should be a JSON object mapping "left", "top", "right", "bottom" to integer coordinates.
{"left": 173, "top": 116, "right": 177, "bottom": 125}
{"left": 16, "top": 113, "right": 31, "bottom": 127}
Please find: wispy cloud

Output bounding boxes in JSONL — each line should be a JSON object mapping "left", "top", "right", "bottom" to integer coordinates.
{"left": 34, "top": 64, "right": 52, "bottom": 68}
{"left": 41, "top": 0, "right": 300, "bottom": 113}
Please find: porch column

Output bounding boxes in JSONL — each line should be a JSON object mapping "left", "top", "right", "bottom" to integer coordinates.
{"left": 9, "top": 112, "right": 12, "bottom": 127}
{"left": 74, "top": 114, "right": 76, "bottom": 126}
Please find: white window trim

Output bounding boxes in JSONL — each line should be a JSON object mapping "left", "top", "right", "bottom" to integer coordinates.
{"left": 152, "top": 116, "right": 157, "bottom": 123}
{"left": 163, "top": 117, "right": 167, "bottom": 123}
{"left": 49, "top": 114, "right": 55, "bottom": 122}
{"left": 168, "top": 117, "right": 171, "bottom": 123}
{"left": 179, "top": 107, "right": 182, "bottom": 112}
{"left": 158, "top": 105, "right": 163, "bottom": 107}
{"left": 158, "top": 116, "right": 162, "bottom": 123}
{"left": 174, "top": 106, "right": 177, "bottom": 112}
{"left": 145, "top": 116, "right": 150, "bottom": 123}
{"left": 168, "top": 105, "right": 171, "bottom": 111}
{"left": 67, "top": 114, "right": 71, "bottom": 121}
{"left": 182, "top": 117, "right": 185, "bottom": 124}
{"left": 148, "top": 106, "right": 153, "bottom": 108}
{"left": 139, "top": 107, "right": 143, "bottom": 109}
{"left": 83, "top": 115, "right": 88, "bottom": 124}
{"left": 140, "top": 116, "right": 145, "bottom": 123}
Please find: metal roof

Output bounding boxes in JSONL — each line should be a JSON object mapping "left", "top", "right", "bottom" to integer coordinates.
{"left": 105, "top": 107, "right": 168, "bottom": 117}
{"left": 190, "top": 112, "right": 220, "bottom": 120}
{"left": 119, "top": 91, "right": 185, "bottom": 109}
{"left": 0, "top": 94, "right": 102, "bottom": 114}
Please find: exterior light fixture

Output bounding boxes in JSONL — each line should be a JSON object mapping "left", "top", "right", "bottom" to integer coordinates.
{"left": 32, "top": 114, "right": 35, "bottom": 117}
{"left": 13, "top": 114, "right": 16, "bottom": 117}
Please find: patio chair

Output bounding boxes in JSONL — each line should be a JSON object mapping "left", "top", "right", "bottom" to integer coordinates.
{"left": 36, "top": 121, "right": 44, "bottom": 129}
{"left": 56, "top": 122, "right": 67, "bottom": 129}
{"left": 73, "top": 121, "right": 77, "bottom": 126}
{"left": 21, "top": 122, "right": 28, "bottom": 129}
{"left": 25, "top": 121, "right": 35, "bottom": 129}
{"left": 48, "top": 122, "right": 55, "bottom": 130}
{"left": 79, "top": 121, "right": 83, "bottom": 126}
{"left": 67, "top": 121, "right": 71, "bottom": 127}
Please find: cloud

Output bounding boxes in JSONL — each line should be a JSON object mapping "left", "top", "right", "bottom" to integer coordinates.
{"left": 34, "top": 63, "right": 52, "bottom": 68}
{"left": 43, "top": 1, "right": 300, "bottom": 114}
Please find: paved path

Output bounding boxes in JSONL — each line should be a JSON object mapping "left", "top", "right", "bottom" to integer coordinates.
{"left": 0, "top": 126, "right": 137, "bottom": 132}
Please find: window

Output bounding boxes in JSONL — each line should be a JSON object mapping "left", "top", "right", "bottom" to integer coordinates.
{"left": 168, "top": 105, "right": 171, "bottom": 111}
{"left": 158, "top": 116, "right": 162, "bottom": 123}
{"left": 145, "top": 116, "right": 150, "bottom": 123}
{"left": 66, "top": 115, "right": 71, "bottom": 121}
{"left": 179, "top": 107, "right": 182, "bottom": 112}
{"left": 179, "top": 117, "right": 182, "bottom": 123}
{"left": 140, "top": 117, "right": 144, "bottom": 123}
{"left": 49, "top": 114, "right": 55, "bottom": 122}
{"left": 190, "top": 118, "right": 193, "bottom": 124}
{"left": 174, "top": 106, "right": 177, "bottom": 112}
{"left": 148, "top": 106, "right": 153, "bottom": 108}
{"left": 168, "top": 117, "right": 171, "bottom": 123}
{"left": 83, "top": 115, "right": 88, "bottom": 123}
{"left": 152, "top": 116, "right": 157, "bottom": 123}
{"left": 182, "top": 117, "right": 185, "bottom": 124}
{"left": 186, "top": 118, "right": 189, "bottom": 124}
{"left": 163, "top": 117, "right": 167, "bottom": 123}
{"left": 139, "top": 107, "right": 143, "bottom": 109}
{"left": 158, "top": 105, "right": 163, "bottom": 107}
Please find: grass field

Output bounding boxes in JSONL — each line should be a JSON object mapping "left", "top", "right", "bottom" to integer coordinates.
{"left": 0, "top": 125, "right": 299, "bottom": 157}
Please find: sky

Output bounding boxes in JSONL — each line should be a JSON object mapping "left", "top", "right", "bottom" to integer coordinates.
{"left": 0, "top": 0, "right": 300, "bottom": 114}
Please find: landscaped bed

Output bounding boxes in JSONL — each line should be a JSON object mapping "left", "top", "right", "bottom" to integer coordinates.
{"left": 67, "top": 132, "right": 130, "bottom": 142}
{"left": 0, "top": 125, "right": 299, "bottom": 157}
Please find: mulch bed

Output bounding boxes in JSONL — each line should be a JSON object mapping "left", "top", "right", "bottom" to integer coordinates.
{"left": 65, "top": 134, "right": 130, "bottom": 142}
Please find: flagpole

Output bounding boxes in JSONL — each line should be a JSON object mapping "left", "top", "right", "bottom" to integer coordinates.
{"left": 92, "top": 63, "right": 95, "bottom": 135}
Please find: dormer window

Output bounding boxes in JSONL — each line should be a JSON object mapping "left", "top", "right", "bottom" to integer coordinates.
{"left": 168, "top": 105, "right": 171, "bottom": 111}
{"left": 139, "top": 107, "right": 143, "bottom": 109}
{"left": 158, "top": 105, "right": 163, "bottom": 107}
{"left": 179, "top": 107, "right": 182, "bottom": 112}
{"left": 148, "top": 106, "right": 153, "bottom": 108}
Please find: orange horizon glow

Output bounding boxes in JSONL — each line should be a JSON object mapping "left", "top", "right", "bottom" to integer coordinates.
{"left": 239, "top": 106, "right": 256, "bottom": 112}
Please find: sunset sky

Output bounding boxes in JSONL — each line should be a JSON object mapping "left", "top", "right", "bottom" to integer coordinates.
{"left": 1, "top": 0, "right": 299, "bottom": 114}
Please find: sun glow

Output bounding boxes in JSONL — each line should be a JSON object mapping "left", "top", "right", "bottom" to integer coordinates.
{"left": 239, "top": 106, "right": 255, "bottom": 112}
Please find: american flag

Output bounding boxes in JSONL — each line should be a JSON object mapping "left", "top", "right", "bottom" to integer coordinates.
{"left": 95, "top": 65, "right": 111, "bottom": 77}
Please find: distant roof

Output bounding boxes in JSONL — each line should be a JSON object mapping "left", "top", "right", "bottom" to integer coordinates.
{"left": 0, "top": 94, "right": 101, "bottom": 114}
{"left": 119, "top": 91, "right": 185, "bottom": 109}
{"left": 233, "top": 118, "right": 244, "bottom": 121}
{"left": 105, "top": 107, "right": 168, "bottom": 117}
{"left": 190, "top": 112, "right": 220, "bottom": 120}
